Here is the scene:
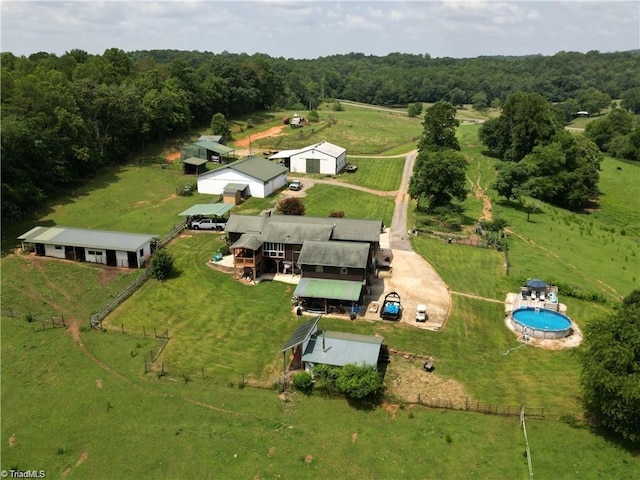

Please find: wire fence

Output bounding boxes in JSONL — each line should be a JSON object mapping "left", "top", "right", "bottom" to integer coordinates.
{"left": 3, "top": 307, "right": 67, "bottom": 332}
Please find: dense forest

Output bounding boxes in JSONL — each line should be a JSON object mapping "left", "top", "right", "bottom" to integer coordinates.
{"left": 2, "top": 48, "right": 640, "bottom": 221}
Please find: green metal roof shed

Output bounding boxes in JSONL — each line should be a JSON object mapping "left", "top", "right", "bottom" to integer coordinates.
{"left": 183, "top": 157, "right": 208, "bottom": 175}
{"left": 293, "top": 278, "right": 364, "bottom": 302}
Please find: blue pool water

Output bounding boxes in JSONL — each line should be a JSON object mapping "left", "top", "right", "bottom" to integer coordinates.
{"left": 512, "top": 308, "right": 571, "bottom": 331}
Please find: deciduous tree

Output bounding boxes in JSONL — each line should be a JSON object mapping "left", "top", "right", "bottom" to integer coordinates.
{"left": 409, "top": 150, "right": 467, "bottom": 209}
{"left": 418, "top": 101, "right": 460, "bottom": 152}
{"left": 578, "top": 290, "right": 640, "bottom": 444}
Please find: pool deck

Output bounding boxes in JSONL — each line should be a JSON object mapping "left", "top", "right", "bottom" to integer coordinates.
{"left": 504, "top": 292, "right": 582, "bottom": 349}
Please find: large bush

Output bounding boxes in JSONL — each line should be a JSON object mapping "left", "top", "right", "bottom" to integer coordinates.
{"left": 150, "top": 249, "right": 174, "bottom": 280}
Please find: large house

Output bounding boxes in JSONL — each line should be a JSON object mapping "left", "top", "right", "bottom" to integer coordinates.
{"left": 17, "top": 226, "right": 156, "bottom": 268}
{"left": 224, "top": 214, "right": 382, "bottom": 313}
{"left": 197, "top": 156, "right": 288, "bottom": 202}
{"left": 269, "top": 141, "right": 346, "bottom": 174}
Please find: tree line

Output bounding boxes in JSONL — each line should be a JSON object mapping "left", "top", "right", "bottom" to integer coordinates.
{"left": 2, "top": 48, "right": 639, "bottom": 221}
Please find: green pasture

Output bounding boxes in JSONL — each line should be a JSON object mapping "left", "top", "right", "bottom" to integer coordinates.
{"left": 231, "top": 103, "right": 423, "bottom": 155}
{"left": 4, "top": 319, "right": 637, "bottom": 479}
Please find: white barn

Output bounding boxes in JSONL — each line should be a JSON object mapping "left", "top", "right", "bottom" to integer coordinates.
{"left": 288, "top": 141, "right": 347, "bottom": 175}
{"left": 18, "top": 226, "right": 156, "bottom": 268}
{"left": 197, "top": 155, "right": 288, "bottom": 199}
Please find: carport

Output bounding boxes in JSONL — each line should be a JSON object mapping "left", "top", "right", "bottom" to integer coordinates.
{"left": 293, "top": 278, "right": 364, "bottom": 314}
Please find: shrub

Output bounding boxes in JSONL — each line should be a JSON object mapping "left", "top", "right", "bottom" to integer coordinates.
{"left": 292, "top": 371, "right": 313, "bottom": 393}
{"left": 329, "top": 210, "right": 345, "bottom": 218}
{"left": 335, "top": 364, "right": 384, "bottom": 401}
{"left": 150, "top": 249, "right": 174, "bottom": 281}
{"left": 277, "top": 197, "right": 305, "bottom": 216}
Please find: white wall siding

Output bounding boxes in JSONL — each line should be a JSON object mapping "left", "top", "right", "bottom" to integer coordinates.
{"left": 197, "top": 170, "right": 254, "bottom": 195}
{"left": 44, "top": 244, "right": 66, "bottom": 259}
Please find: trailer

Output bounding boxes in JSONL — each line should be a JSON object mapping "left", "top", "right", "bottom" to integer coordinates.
{"left": 380, "top": 291, "right": 402, "bottom": 321}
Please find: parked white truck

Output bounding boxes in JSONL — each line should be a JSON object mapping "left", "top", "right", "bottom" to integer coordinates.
{"left": 189, "top": 218, "right": 226, "bottom": 231}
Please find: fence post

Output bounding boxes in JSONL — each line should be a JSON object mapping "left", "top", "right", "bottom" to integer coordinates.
{"left": 201, "top": 367, "right": 205, "bottom": 380}
{"left": 154, "top": 327, "right": 157, "bottom": 338}
{"left": 121, "top": 323, "right": 125, "bottom": 334}
{"left": 143, "top": 326, "right": 146, "bottom": 337}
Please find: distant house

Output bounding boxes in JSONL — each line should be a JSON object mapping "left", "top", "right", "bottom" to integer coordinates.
{"left": 181, "top": 140, "right": 235, "bottom": 164}
{"left": 224, "top": 214, "right": 382, "bottom": 311}
{"left": 197, "top": 155, "right": 288, "bottom": 201}
{"left": 576, "top": 111, "right": 589, "bottom": 117}
{"left": 269, "top": 141, "right": 347, "bottom": 175}
{"left": 280, "top": 316, "right": 384, "bottom": 373}
{"left": 18, "top": 226, "right": 156, "bottom": 268}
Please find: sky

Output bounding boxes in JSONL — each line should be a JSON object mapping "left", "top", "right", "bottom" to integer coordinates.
{"left": 1, "top": 1, "right": 639, "bottom": 59}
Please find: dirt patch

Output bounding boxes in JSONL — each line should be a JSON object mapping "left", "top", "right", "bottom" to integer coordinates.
{"left": 76, "top": 451, "right": 88, "bottom": 467}
{"left": 268, "top": 446, "right": 276, "bottom": 456}
{"left": 351, "top": 432, "right": 358, "bottom": 443}
{"left": 134, "top": 200, "right": 150, "bottom": 207}
{"left": 99, "top": 266, "right": 124, "bottom": 285}
{"left": 8, "top": 435, "right": 16, "bottom": 447}
{"left": 382, "top": 402, "right": 400, "bottom": 418}
{"left": 385, "top": 360, "right": 468, "bottom": 405}
{"left": 234, "top": 126, "right": 286, "bottom": 148}
{"left": 166, "top": 151, "right": 181, "bottom": 163}
{"left": 304, "top": 454, "right": 313, "bottom": 464}
{"left": 96, "top": 379, "right": 103, "bottom": 389}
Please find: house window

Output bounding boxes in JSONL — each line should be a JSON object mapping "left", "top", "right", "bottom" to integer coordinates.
{"left": 264, "top": 242, "right": 284, "bottom": 258}
{"left": 55, "top": 246, "right": 62, "bottom": 250}
{"left": 139, "top": 248, "right": 144, "bottom": 257}
{"left": 315, "top": 265, "right": 323, "bottom": 273}
{"left": 340, "top": 267, "right": 348, "bottom": 275}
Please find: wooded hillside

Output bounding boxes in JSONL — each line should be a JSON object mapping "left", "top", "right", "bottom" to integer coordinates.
{"left": 2, "top": 48, "right": 639, "bottom": 221}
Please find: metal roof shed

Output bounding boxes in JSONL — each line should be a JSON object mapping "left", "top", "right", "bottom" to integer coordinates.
{"left": 183, "top": 157, "right": 208, "bottom": 175}
{"left": 18, "top": 226, "right": 157, "bottom": 268}
{"left": 302, "top": 330, "right": 383, "bottom": 368}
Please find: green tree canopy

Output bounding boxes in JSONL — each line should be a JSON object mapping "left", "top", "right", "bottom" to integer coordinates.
{"left": 479, "top": 92, "right": 560, "bottom": 162}
{"left": 418, "top": 101, "right": 460, "bottom": 152}
{"left": 409, "top": 150, "right": 467, "bottom": 209}
{"left": 276, "top": 197, "right": 305, "bottom": 216}
{"left": 210, "top": 112, "right": 231, "bottom": 139}
{"left": 578, "top": 291, "right": 640, "bottom": 444}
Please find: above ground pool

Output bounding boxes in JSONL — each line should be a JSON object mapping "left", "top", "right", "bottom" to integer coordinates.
{"left": 511, "top": 307, "right": 573, "bottom": 339}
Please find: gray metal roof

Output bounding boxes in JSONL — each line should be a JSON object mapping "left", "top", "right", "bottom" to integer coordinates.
{"left": 281, "top": 316, "right": 321, "bottom": 352}
{"left": 224, "top": 215, "right": 268, "bottom": 234}
{"left": 178, "top": 203, "right": 233, "bottom": 217}
{"left": 261, "top": 222, "right": 333, "bottom": 244}
{"left": 293, "top": 278, "right": 364, "bottom": 301}
{"left": 199, "top": 135, "right": 224, "bottom": 143}
{"left": 18, "top": 226, "right": 156, "bottom": 252}
{"left": 298, "top": 241, "right": 369, "bottom": 268}
{"left": 302, "top": 330, "right": 383, "bottom": 367}
{"left": 223, "top": 214, "right": 381, "bottom": 244}
{"left": 230, "top": 233, "right": 263, "bottom": 251}
{"left": 224, "top": 183, "right": 248, "bottom": 192}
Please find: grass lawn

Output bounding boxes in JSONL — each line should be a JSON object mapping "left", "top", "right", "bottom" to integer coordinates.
{"left": 335, "top": 156, "right": 405, "bottom": 191}
{"left": 303, "top": 183, "right": 395, "bottom": 226}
